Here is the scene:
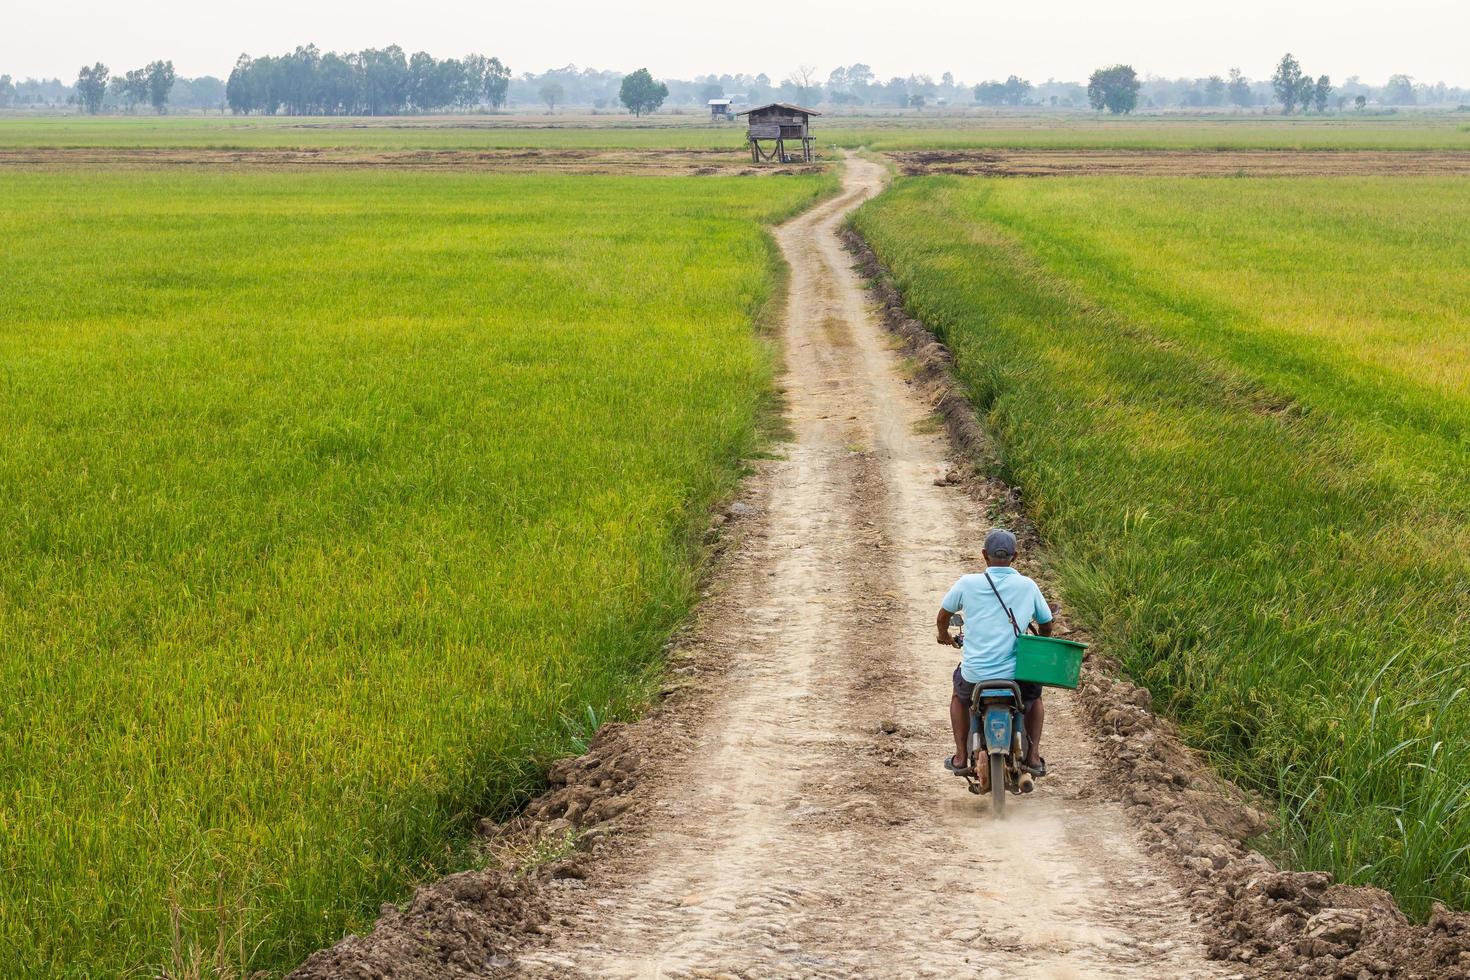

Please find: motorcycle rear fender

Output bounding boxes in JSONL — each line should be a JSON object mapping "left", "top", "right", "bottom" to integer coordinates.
{"left": 983, "top": 705, "right": 1013, "bottom": 754}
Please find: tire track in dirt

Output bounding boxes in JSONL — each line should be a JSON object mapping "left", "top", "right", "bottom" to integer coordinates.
{"left": 511, "top": 156, "right": 1230, "bottom": 978}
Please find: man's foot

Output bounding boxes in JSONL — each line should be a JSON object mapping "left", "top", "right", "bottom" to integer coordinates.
{"left": 1022, "top": 756, "right": 1048, "bottom": 778}
{"left": 944, "top": 754, "right": 972, "bottom": 775}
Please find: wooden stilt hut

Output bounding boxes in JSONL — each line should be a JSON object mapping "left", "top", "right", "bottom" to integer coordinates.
{"left": 738, "top": 102, "right": 819, "bottom": 164}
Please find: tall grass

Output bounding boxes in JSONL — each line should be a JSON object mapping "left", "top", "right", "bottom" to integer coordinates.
{"left": 0, "top": 167, "right": 833, "bottom": 976}
{"left": 853, "top": 176, "right": 1470, "bottom": 915}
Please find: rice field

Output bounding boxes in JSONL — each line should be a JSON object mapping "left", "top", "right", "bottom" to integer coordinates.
{"left": 2, "top": 111, "right": 1467, "bottom": 152}
{"left": 852, "top": 175, "right": 1470, "bottom": 915}
{"left": 832, "top": 113, "right": 1470, "bottom": 151}
{"left": 0, "top": 166, "right": 832, "bottom": 976}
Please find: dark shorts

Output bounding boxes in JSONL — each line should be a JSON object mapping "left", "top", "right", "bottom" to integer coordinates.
{"left": 953, "top": 665, "right": 1042, "bottom": 707}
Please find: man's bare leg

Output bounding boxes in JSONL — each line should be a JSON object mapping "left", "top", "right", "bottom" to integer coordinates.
{"left": 1024, "top": 697, "right": 1044, "bottom": 769}
{"left": 949, "top": 694, "right": 970, "bottom": 770}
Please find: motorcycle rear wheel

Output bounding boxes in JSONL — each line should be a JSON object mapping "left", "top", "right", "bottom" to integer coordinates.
{"left": 989, "top": 754, "right": 1006, "bottom": 818}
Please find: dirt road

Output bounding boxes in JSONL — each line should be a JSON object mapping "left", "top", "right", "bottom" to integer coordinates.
{"left": 507, "top": 157, "right": 1229, "bottom": 978}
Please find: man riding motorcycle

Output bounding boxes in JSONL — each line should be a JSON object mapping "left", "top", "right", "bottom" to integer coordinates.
{"left": 935, "top": 529, "right": 1054, "bottom": 787}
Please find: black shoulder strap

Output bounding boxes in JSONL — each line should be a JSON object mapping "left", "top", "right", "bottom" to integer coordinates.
{"left": 982, "top": 571, "right": 1023, "bottom": 637}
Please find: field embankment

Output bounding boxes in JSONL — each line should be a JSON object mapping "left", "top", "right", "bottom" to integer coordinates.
{"left": 851, "top": 175, "right": 1470, "bottom": 915}
{"left": 892, "top": 148, "right": 1470, "bottom": 177}
{"left": 0, "top": 145, "right": 818, "bottom": 175}
{"left": 0, "top": 166, "right": 833, "bottom": 976}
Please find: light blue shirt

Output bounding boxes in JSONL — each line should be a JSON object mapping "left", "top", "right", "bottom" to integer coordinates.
{"left": 942, "top": 567, "right": 1053, "bottom": 683}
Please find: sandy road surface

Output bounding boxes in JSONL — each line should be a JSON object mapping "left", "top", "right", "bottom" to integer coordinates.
{"left": 515, "top": 156, "right": 1230, "bottom": 979}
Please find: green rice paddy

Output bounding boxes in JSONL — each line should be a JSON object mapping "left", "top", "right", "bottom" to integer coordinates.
{"left": 0, "top": 166, "right": 832, "bottom": 976}
{"left": 2, "top": 111, "right": 1467, "bottom": 152}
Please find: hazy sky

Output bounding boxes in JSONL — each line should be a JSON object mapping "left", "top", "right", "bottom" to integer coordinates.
{"left": 6, "top": 0, "right": 1468, "bottom": 86}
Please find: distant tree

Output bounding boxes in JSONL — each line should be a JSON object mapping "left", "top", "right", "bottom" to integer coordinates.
{"left": 1087, "top": 64, "right": 1140, "bottom": 114}
{"left": 460, "top": 53, "right": 490, "bottom": 107}
{"left": 181, "top": 76, "right": 228, "bottom": 112}
{"left": 111, "top": 68, "right": 149, "bottom": 112}
{"left": 748, "top": 72, "right": 774, "bottom": 104}
{"left": 845, "top": 63, "right": 875, "bottom": 102}
{"left": 1354, "top": 94, "right": 1367, "bottom": 111}
{"left": 828, "top": 64, "right": 875, "bottom": 104}
{"left": 1204, "top": 75, "right": 1226, "bottom": 106}
{"left": 975, "top": 75, "right": 1032, "bottom": 106}
{"left": 0, "top": 74, "right": 14, "bottom": 108}
{"left": 361, "top": 46, "right": 409, "bottom": 115}
{"left": 408, "top": 51, "right": 438, "bottom": 110}
{"left": 1313, "top": 75, "right": 1332, "bottom": 114}
{"left": 1383, "top": 74, "right": 1415, "bottom": 105}
{"left": 908, "top": 93, "right": 925, "bottom": 109}
{"left": 539, "top": 79, "right": 564, "bottom": 112}
{"left": 439, "top": 58, "right": 471, "bottom": 108}
{"left": 1227, "top": 68, "right": 1252, "bottom": 107}
{"left": 1296, "top": 74, "right": 1317, "bottom": 112}
{"left": 825, "top": 65, "right": 848, "bottom": 99}
{"left": 1272, "top": 53, "right": 1303, "bottom": 113}
{"left": 226, "top": 54, "right": 254, "bottom": 113}
{"left": 484, "top": 57, "right": 510, "bottom": 108}
{"left": 786, "top": 64, "right": 819, "bottom": 104}
{"left": 885, "top": 76, "right": 909, "bottom": 107}
{"left": 74, "top": 63, "right": 109, "bottom": 114}
{"left": 319, "top": 52, "right": 359, "bottom": 113}
{"left": 699, "top": 80, "right": 724, "bottom": 102}
{"left": 146, "top": 60, "right": 175, "bottom": 113}
{"left": 618, "top": 68, "right": 667, "bottom": 117}
{"left": 280, "top": 45, "right": 319, "bottom": 114}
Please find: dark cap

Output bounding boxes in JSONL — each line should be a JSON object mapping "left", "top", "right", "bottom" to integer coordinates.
{"left": 983, "top": 529, "right": 1017, "bottom": 559}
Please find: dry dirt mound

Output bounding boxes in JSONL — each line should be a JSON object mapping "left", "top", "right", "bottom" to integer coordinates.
{"left": 291, "top": 718, "right": 662, "bottom": 978}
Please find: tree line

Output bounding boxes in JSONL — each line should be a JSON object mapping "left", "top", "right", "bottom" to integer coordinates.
{"left": 1271, "top": 54, "right": 1333, "bottom": 114}
{"left": 1267, "top": 53, "right": 1418, "bottom": 113}
{"left": 4, "top": 52, "right": 1463, "bottom": 115}
{"left": 224, "top": 46, "right": 510, "bottom": 115}
{"left": 72, "top": 61, "right": 176, "bottom": 114}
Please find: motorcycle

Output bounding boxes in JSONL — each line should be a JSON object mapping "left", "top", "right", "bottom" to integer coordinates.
{"left": 949, "top": 612, "right": 1034, "bottom": 817}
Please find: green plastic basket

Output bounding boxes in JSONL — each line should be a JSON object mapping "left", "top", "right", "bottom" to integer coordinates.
{"left": 1014, "top": 634, "right": 1087, "bottom": 689}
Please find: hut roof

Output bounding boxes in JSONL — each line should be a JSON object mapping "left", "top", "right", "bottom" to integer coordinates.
{"left": 737, "top": 102, "right": 822, "bottom": 117}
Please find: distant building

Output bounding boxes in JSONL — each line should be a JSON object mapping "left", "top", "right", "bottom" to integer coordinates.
{"left": 738, "top": 102, "right": 819, "bottom": 163}
{"left": 708, "top": 98, "right": 734, "bottom": 121}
